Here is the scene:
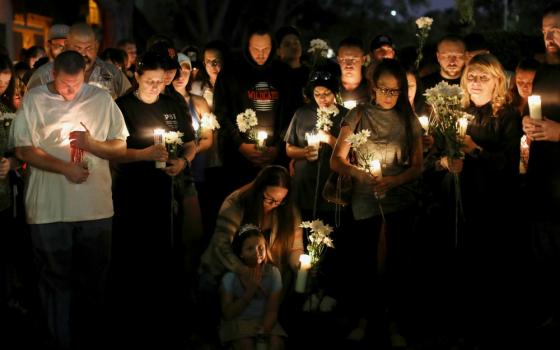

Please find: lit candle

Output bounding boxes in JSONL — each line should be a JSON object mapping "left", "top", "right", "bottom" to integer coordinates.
{"left": 295, "top": 254, "right": 311, "bottom": 293}
{"left": 305, "top": 132, "right": 321, "bottom": 161}
{"left": 528, "top": 95, "right": 542, "bottom": 120}
{"left": 153, "top": 129, "right": 166, "bottom": 169}
{"left": 369, "top": 159, "right": 385, "bottom": 199}
{"left": 257, "top": 130, "right": 268, "bottom": 148}
{"left": 458, "top": 117, "right": 468, "bottom": 137}
{"left": 418, "top": 115, "right": 429, "bottom": 134}
{"left": 343, "top": 100, "right": 357, "bottom": 110}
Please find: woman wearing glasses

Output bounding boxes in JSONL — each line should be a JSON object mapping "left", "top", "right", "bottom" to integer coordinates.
{"left": 200, "top": 165, "right": 303, "bottom": 291}
{"left": 331, "top": 59, "right": 423, "bottom": 345}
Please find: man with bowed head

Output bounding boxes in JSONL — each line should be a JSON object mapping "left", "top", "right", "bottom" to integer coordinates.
{"left": 27, "top": 22, "right": 131, "bottom": 99}
{"left": 213, "top": 19, "right": 294, "bottom": 194}
{"left": 13, "top": 51, "right": 129, "bottom": 349}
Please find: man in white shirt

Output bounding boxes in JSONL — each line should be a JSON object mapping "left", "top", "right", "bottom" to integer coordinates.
{"left": 13, "top": 51, "right": 128, "bottom": 349}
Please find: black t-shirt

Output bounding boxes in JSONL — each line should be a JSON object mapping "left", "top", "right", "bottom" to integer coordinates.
{"left": 339, "top": 78, "right": 371, "bottom": 107}
{"left": 421, "top": 71, "right": 461, "bottom": 90}
{"left": 113, "top": 92, "right": 194, "bottom": 180}
{"left": 284, "top": 103, "right": 347, "bottom": 211}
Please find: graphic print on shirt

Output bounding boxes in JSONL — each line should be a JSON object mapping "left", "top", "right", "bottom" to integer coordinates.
{"left": 248, "top": 81, "right": 279, "bottom": 112}
{"left": 163, "top": 113, "right": 178, "bottom": 130}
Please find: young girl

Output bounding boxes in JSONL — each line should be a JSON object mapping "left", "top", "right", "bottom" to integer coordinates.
{"left": 331, "top": 59, "right": 423, "bottom": 344}
{"left": 220, "top": 225, "right": 286, "bottom": 350}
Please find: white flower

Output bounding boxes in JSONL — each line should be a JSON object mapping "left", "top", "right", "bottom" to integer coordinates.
{"left": 316, "top": 105, "right": 339, "bottom": 132}
{"left": 164, "top": 131, "right": 184, "bottom": 145}
{"left": 308, "top": 39, "right": 330, "bottom": 57}
{"left": 415, "top": 16, "right": 433, "bottom": 29}
{"left": 200, "top": 112, "right": 220, "bottom": 131}
{"left": 236, "top": 108, "right": 258, "bottom": 133}
{"left": 300, "top": 219, "right": 334, "bottom": 266}
{"left": 345, "top": 129, "right": 371, "bottom": 148}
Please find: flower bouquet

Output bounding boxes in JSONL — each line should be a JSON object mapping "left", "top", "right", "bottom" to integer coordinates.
{"left": 424, "top": 81, "right": 467, "bottom": 242}
{"left": 414, "top": 16, "right": 433, "bottom": 70}
{"left": 316, "top": 105, "right": 339, "bottom": 133}
{"left": 346, "top": 129, "right": 374, "bottom": 170}
{"left": 236, "top": 108, "right": 266, "bottom": 150}
{"left": 300, "top": 219, "right": 334, "bottom": 267}
{"left": 195, "top": 112, "right": 220, "bottom": 143}
{"left": 164, "top": 131, "right": 184, "bottom": 159}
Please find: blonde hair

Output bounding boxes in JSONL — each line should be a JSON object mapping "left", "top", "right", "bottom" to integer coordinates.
{"left": 460, "top": 53, "right": 511, "bottom": 116}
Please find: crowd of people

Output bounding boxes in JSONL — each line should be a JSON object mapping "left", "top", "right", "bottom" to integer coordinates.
{"left": 1, "top": 3, "right": 560, "bottom": 349}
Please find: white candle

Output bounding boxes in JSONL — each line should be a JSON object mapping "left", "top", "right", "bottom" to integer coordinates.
{"left": 343, "top": 100, "right": 357, "bottom": 110}
{"left": 153, "top": 129, "right": 166, "bottom": 168}
{"left": 369, "top": 159, "right": 386, "bottom": 199}
{"left": 257, "top": 130, "right": 268, "bottom": 148}
{"left": 295, "top": 254, "right": 311, "bottom": 293}
{"left": 528, "top": 95, "right": 542, "bottom": 120}
{"left": 369, "top": 159, "right": 383, "bottom": 179}
{"left": 305, "top": 132, "right": 321, "bottom": 161}
{"left": 458, "top": 117, "right": 468, "bottom": 137}
{"left": 418, "top": 115, "right": 429, "bottom": 134}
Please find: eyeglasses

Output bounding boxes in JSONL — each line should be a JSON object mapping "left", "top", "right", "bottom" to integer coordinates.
{"left": 263, "top": 192, "right": 285, "bottom": 206}
{"left": 375, "top": 87, "right": 401, "bottom": 96}
{"left": 205, "top": 59, "right": 222, "bottom": 67}
{"left": 466, "top": 74, "right": 492, "bottom": 83}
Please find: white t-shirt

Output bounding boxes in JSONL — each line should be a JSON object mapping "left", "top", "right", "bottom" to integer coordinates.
{"left": 13, "top": 84, "right": 129, "bottom": 224}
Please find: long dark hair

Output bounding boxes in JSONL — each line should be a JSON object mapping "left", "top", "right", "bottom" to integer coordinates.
{"left": 238, "top": 166, "right": 294, "bottom": 269}
{"left": 372, "top": 59, "right": 415, "bottom": 161}
{"left": 194, "top": 40, "right": 229, "bottom": 89}
{"left": 0, "top": 54, "right": 16, "bottom": 112}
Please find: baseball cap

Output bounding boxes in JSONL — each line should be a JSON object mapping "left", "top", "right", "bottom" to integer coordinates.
{"left": 177, "top": 53, "right": 191, "bottom": 68}
{"left": 370, "top": 34, "right": 395, "bottom": 52}
{"left": 48, "top": 24, "right": 70, "bottom": 41}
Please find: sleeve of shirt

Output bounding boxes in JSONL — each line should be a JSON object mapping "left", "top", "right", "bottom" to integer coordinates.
{"left": 12, "top": 95, "right": 35, "bottom": 147}
{"left": 341, "top": 105, "right": 362, "bottom": 130}
{"left": 211, "top": 191, "right": 246, "bottom": 274}
{"left": 105, "top": 96, "right": 130, "bottom": 141}
{"left": 26, "top": 68, "right": 49, "bottom": 91}
{"left": 270, "top": 266, "right": 283, "bottom": 293}
{"left": 283, "top": 109, "right": 301, "bottom": 145}
{"left": 221, "top": 272, "right": 235, "bottom": 293}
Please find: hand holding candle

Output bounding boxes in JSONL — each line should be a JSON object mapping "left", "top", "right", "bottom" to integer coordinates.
{"left": 295, "top": 254, "right": 311, "bottom": 293}
{"left": 257, "top": 130, "right": 268, "bottom": 149}
{"left": 458, "top": 117, "right": 469, "bottom": 138}
{"left": 418, "top": 115, "right": 429, "bottom": 135}
{"left": 369, "top": 159, "right": 386, "bottom": 199}
{"left": 305, "top": 132, "right": 321, "bottom": 161}
{"left": 528, "top": 95, "right": 542, "bottom": 120}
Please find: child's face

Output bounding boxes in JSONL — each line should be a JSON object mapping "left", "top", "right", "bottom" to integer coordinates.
{"left": 241, "top": 236, "right": 267, "bottom": 267}
{"left": 374, "top": 72, "right": 400, "bottom": 110}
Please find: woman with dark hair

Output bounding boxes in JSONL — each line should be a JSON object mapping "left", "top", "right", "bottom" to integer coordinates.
{"left": 200, "top": 165, "right": 304, "bottom": 289}
{"left": 190, "top": 40, "right": 229, "bottom": 110}
{"left": 110, "top": 51, "right": 196, "bottom": 346}
{"left": 512, "top": 58, "right": 540, "bottom": 115}
{"left": 331, "top": 59, "right": 423, "bottom": 344}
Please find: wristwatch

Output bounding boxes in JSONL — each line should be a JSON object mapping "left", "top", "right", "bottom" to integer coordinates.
{"left": 471, "top": 146, "right": 483, "bottom": 158}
